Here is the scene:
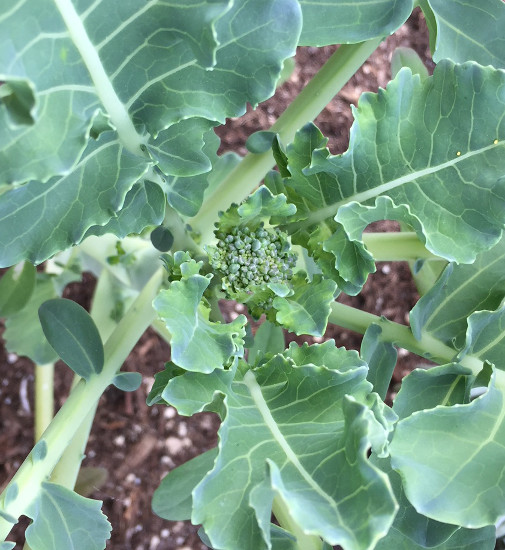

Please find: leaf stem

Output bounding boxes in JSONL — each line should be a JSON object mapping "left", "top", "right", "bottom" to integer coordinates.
{"left": 329, "top": 301, "right": 484, "bottom": 374}
{"left": 272, "top": 496, "right": 323, "bottom": 550}
{"left": 34, "top": 363, "right": 54, "bottom": 443}
{"left": 362, "top": 232, "right": 439, "bottom": 261}
{"left": 189, "top": 38, "right": 382, "bottom": 241}
{"left": 0, "top": 268, "right": 163, "bottom": 540}
{"left": 53, "top": 0, "right": 146, "bottom": 156}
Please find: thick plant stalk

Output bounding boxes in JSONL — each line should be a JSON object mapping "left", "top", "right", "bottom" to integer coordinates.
{"left": 272, "top": 496, "right": 323, "bottom": 550}
{"left": 0, "top": 268, "right": 163, "bottom": 541}
{"left": 362, "top": 232, "right": 439, "bottom": 262}
{"left": 189, "top": 38, "right": 382, "bottom": 240}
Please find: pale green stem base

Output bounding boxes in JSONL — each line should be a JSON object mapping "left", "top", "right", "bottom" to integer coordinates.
{"left": 363, "top": 232, "right": 439, "bottom": 262}
{"left": 0, "top": 268, "right": 163, "bottom": 541}
{"left": 34, "top": 363, "right": 54, "bottom": 443}
{"left": 189, "top": 38, "right": 382, "bottom": 241}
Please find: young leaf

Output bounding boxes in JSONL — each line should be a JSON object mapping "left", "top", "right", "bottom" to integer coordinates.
{"left": 153, "top": 448, "right": 218, "bottom": 522}
{"left": 153, "top": 261, "right": 246, "bottom": 373}
{"left": 38, "top": 298, "right": 104, "bottom": 380}
{"left": 112, "top": 372, "right": 142, "bottom": 392}
{"left": 391, "top": 47, "right": 430, "bottom": 80}
{"left": 0, "top": 262, "right": 36, "bottom": 316}
{"left": 273, "top": 273, "right": 338, "bottom": 336}
{"left": 25, "top": 482, "right": 111, "bottom": 550}
{"left": 248, "top": 320, "right": 285, "bottom": 364}
{"left": 361, "top": 324, "right": 398, "bottom": 401}
{"left": 390, "top": 367, "right": 505, "bottom": 527}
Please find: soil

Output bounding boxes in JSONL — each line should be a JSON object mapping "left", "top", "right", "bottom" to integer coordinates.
{"left": 1, "top": 9, "right": 432, "bottom": 550}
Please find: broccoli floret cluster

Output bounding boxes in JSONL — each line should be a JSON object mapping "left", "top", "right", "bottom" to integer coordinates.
{"left": 210, "top": 224, "right": 297, "bottom": 297}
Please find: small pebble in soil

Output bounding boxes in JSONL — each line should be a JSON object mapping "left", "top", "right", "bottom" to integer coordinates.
{"left": 114, "top": 434, "right": 126, "bottom": 446}
{"left": 163, "top": 406, "right": 176, "bottom": 419}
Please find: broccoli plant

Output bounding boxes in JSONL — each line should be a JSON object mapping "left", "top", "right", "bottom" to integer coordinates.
{"left": 1, "top": 0, "right": 505, "bottom": 549}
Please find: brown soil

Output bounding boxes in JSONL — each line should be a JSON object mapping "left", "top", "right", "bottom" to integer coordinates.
{"left": 1, "top": 10, "right": 431, "bottom": 550}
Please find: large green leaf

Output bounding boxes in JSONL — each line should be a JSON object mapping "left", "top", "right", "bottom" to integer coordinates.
{"left": 25, "top": 482, "right": 111, "bottom": 550}
{"left": 410, "top": 235, "right": 505, "bottom": 352}
{"left": 298, "top": 0, "right": 414, "bottom": 46}
{"left": 422, "top": 0, "right": 505, "bottom": 68}
{"left": 275, "top": 61, "right": 505, "bottom": 291}
{"left": 0, "top": 0, "right": 302, "bottom": 265}
{"left": 39, "top": 298, "right": 104, "bottom": 380}
{"left": 390, "top": 367, "right": 505, "bottom": 527}
{"left": 158, "top": 344, "right": 397, "bottom": 550}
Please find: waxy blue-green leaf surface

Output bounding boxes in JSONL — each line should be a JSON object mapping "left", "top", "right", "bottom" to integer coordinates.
{"left": 153, "top": 261, "right": 246, "bottom": 373}
{"left": 410, "top": 235, "right": 505, "bottom": 351}
{"left": 159, "top": 344, "right": 398, "bottom": 550}
{"left": 4, "top": 274, "right": 60, "bottom": 364}
{"left": 277, "top": 61, "right": 505, "bottom": 291}
{"left": 0, "top": 0, "right": 301, "bottom": 266}
{"left": 25, "top": 482, "right": 111, "bottom": 550}
{"left": 39, "top": 298, "right": 104, "bottom": 380}
{"left": 372, "top": 457, "right": 495, "bottom": 550}
{"left": 423, "top": 0, "right": 505, "bottom": 68}
{"left": 361, "top": 324, "right": 397, "bottom": 401}
{"left": 0, "top": 262, "right": 36, "bottom": 317}
{"left": 298, "top": 0, "right": 413, "bottom": 46}
{"left": 390, "top": 368, "right": 505, "bottom": 527}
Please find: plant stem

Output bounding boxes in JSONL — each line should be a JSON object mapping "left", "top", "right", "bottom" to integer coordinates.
{"left": 34, "top": 363, "right": 54, "bottom": 443}
{"left": 189, "top": 38, "right": 382, "bottom": 241}
{"left": 328, "top": 301, "right": 484, "bottom": 375}
{"left": 0, "top": 268, "right": 163, "bottom": 540}
{"left": 362, "top": 232, "right": 439, "bottom": 262}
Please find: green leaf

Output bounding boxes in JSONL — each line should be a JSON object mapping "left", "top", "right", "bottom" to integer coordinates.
{"left": 248, "top": 320, "right": 285, "bottom": 364}
{"left": 217, "top": 186, "right": 297, "bottom": 233}
{"left": 84, "top": 180, "right": 165, "bottom": 240}
{"left": 184, "top": 346, "right": 396, "bottom": 550}
{"left": 298, "top": 0, "right": 414, "bottom": 46}
{"left": 25, "top": 482, "right": 111, "bottom": 550}
{"left": 112, "top": 372, "right": 142, "bottom": 392}
{"left": 4, "top": 274, "right": 60, "bottom": 364}
{"left": 390, "top": 367, "right": 505, "bottom": 527}
{"left": 361, "top": 324, "right": 398, "bottom": 401}
{"left": 150, "top": 226, "right": 174, "bottom": 253}
{"left": 372, "top": 457, "right": 495, "bottom": 550}
{"left": 273, "top": 273, "right": 338, "bottom": 336}
{"left": 392, "top": 363, "right": 473, "bottom": 420}
{"left": 0, "top": 261, "right": 36, "bottom": 316}
{"left": 391, "top": 47, "right": 429, "bottom": 80}
{"left": 410, "top": 235, "right": 505, "bottom": 352}
{"left": 424, "top": 0, "right": 505, "bottom": 68}
{"left": 153, "top": 261, "right": 246, "bottom": 372}
{"left": 0, "top": 543, "right": 15, "bottom": 550}
{"left": 277, "top": 62, "right": 505, "bottom": 291}
{"left": 153, "top": 448, "right": 218, "bottom": 521}
{"left": 458, "top": 304, "right": 505, "bottom": 368}
{"left": 38, "top": 298, "right": 104, "bottom": 380}
{"left": 0, "top": 133, "right": 150, "bottom": 267}
{"left": 246, "top": 131, "right": 277, "bottom": 154}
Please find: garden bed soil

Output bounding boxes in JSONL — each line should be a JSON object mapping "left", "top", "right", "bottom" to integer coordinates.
{"left": 1, "top": 10, "right": 431, "bottom": 550}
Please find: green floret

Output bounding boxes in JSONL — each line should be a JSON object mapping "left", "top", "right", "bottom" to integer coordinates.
{"left": 209, "top": 224, "right": 297, "bottom": 309}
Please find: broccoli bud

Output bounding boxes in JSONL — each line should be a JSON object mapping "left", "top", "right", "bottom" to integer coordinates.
{"left": 209, "top": 224, "right": 297, "bottom": 312}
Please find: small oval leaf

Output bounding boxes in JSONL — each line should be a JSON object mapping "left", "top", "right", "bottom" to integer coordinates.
{"left": 245, "top": 131, "right": 277, "bottom": 154}
{"left": 38, "top": 298, "right": 104, "bottom": 380}
{"left": 150, "top": 226, "right": 174, "bottom": 252}
{"left": 112, "top": 372, "right": 142, "bottom": 392}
